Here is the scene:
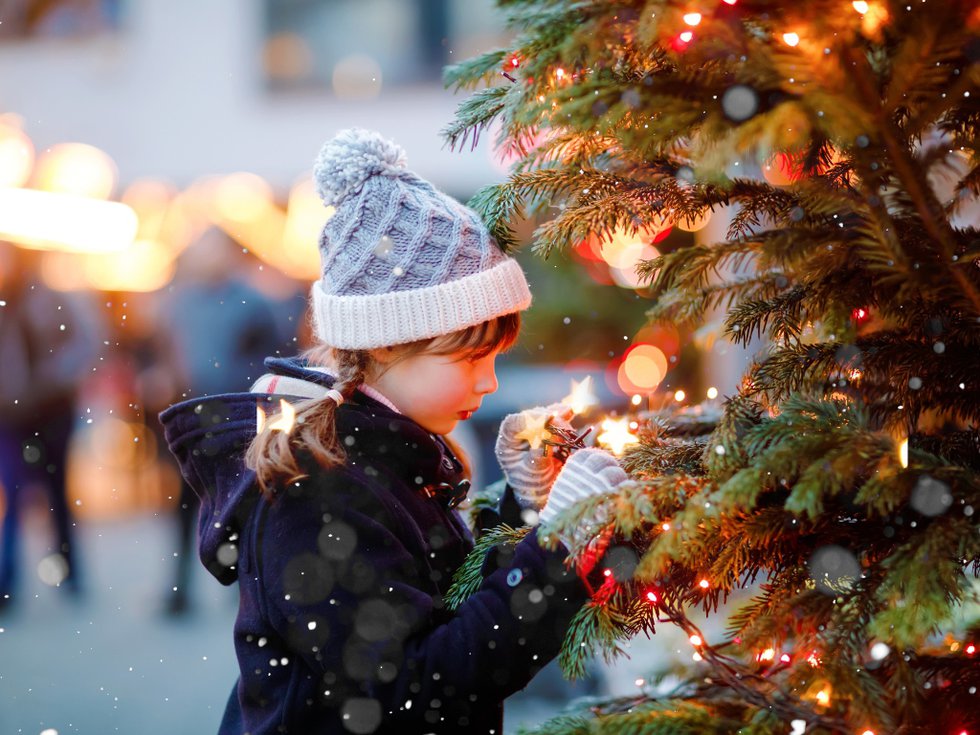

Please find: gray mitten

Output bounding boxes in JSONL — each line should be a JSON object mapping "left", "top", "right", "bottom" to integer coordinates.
{"left": 495, "top": 403, "right": 575, "bottom": 510}
{"left": 538, "top": 448, "right": 629, "bottom": 548}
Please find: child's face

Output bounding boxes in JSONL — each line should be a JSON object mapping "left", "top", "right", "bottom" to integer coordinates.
{"left": 369, "top": 347, "right": 502, "bottom": 435}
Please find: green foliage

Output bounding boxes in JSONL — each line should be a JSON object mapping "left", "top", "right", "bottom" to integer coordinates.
{"left": 444, "top": 524, "right": 531, "bottom": 610}
{"left": 446, "top": 0, "right": 980, "bottom": 731}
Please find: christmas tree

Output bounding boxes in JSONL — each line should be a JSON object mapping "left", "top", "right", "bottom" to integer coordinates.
{"left": 444, "top": 1, "right": 980, "bottom": 732}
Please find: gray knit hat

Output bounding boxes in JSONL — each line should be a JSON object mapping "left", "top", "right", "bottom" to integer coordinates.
{"left": 309, "top": 128, "right": 532, "bottom": 349}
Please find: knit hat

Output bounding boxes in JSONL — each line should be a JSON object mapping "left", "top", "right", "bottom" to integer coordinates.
{"left": 309, "top": 128, "right": 532, "bottom": 349}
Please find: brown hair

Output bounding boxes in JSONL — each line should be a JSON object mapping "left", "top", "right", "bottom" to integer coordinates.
{"left": 246, "top": 312, "right": 521, "bottom": 495}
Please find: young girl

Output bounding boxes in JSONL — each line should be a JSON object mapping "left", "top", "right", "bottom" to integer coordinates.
{"left": 161, "top": 129, "right": 627, "bottom": 734}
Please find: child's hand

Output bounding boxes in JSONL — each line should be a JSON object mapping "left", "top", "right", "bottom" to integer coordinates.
{"left": 495, "top": 403, "right": 575, "bottom": 510}
{"left": 538, "top": 448, "right": 629, "bottom": 549}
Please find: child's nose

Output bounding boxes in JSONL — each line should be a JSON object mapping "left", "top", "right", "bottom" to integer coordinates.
{"left": 475, "top": 363, "right": 498, "bottom": 395}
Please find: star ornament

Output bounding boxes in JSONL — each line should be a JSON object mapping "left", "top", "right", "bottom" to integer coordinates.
{"left": 514, "top": 411, "right": 552, "bottom": 450}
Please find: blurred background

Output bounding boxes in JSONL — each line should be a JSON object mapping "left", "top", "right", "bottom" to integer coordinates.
{"left": 0, "top": 1, "right": 746, "bottom": 732}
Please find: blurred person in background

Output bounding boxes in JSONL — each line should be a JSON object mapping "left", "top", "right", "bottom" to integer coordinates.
{"left": 154, "top": 226, "right": 291, "bottom": 616}
{"left": 0, "top": 242, "right": 102, "bottom": 611}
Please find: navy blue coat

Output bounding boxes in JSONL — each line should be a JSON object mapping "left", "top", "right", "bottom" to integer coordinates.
{"left": 160, "top": 357, "right": 594, "bottom": 734}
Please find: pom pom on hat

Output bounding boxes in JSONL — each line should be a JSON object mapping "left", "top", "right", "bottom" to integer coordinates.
{"left": 313, "top": 128, "right": 408, "bottom": 207}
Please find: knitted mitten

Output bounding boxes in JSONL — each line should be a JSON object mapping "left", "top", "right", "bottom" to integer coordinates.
{"left": 538, "top": 448, "right": 629, "bottom": 548}
{"left": 495, "top": 403, "right": 575, "bottom": 510}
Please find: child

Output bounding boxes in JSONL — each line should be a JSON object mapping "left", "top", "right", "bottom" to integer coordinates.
{"left": 161, "top": 129, "right": 628, "bottom": 734}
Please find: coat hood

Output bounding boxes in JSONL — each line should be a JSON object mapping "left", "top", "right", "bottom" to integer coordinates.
{"left": 159, "top": 356, "right": 466, "bottom": 585}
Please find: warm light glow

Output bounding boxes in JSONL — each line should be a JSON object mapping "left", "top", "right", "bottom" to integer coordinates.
{"left": 676, "top": 209, "right": 712, "bottom": 232}
{"left": 646, "top": 591, "right": 657, "bottom": 603}
{"left": 256, "top": 399, "right": 296, "bottom": 434}
{"left": 706, "top": 387, "right": 719, "bottom": 399}
{"left": 780, "top": 653, "right": 791, "bottom": 663}
{"left": 757, "top": 648, "right": 776, "bottom": 662}
{"left": 689, "top": 634, "right": 703, "bottom": 647}
{"left": 281, "top": 177, "right": 330, "bottom": 280}
{"left": 0, "top": 188, "right": 137, "bottom": 253}
{"left": 600, "top": 230, "right": 663, "bottom": 289}
{"left": 849, "top": 369, "right": 863, "bottom": 380}
{"left": 679, "top": 30, "right": 694, "bottom": 43}
{"left": 782, "top": 32, "right": 800, "bottom": 47}
{"left": 596, "top": 417, "right": 640, "bottom": 455}
{"left": 815, "top": 688, "right": 831, "bottom": 706}
{"left": 631, "top": 394, "right": 643, "bottom": 406}
{"left": 562, "top": 376, "right": 599, "bottom": 415}
{"left": 269, "top": 399, "right": 297, "bottom": 433}
{"left": 692, "top": 652, "right": 703, "bottom": 662}
{"left": 698, "top": 579, "right": 709, "bottom": 589}
{"left": 898, "top": 437, "right": 909, "bottom": 468}
{"left": 852, "top": 0, "right": 869, "bottom": 11}
{"left": 0, "top": 122, "right": 34, "bottom": 188}
{"left": 34, "top": 142, "right": 117, "bottom": 200}
{"left": 79, "top": 238, "right": 176, "bottom": 292}
{"left": 683, "top": 12, "right": 702, "bottom": 25}
{"left": 967, "top": 644, "right": 976, "bottom": 655}
{"left": 661, "top": 522, "right": 671, "bottom": 531}
{"left": 860, "top": 731, "right": 875, "bottom": 735}
{"left": 618, "top": 344, "right": 668, "bottom": 394}
{"left": 555, "top": 67, "right": 566, "bottom": 81}
{"left": 722, "top": 0, "right": 737, "bottom": 4}
{"left": 807, "top": 652, "right": 822, "bottom": 667}
{"left": 674, "top": 389, "right": 686, "bottom": 402}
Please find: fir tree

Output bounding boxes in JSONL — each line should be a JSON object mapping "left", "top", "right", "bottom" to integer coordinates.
{"left": 445, "top": 1, "right": 980, "bottom": 732}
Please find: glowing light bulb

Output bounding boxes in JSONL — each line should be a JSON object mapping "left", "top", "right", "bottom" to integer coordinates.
{"left": 562, "top": 376, "right": 599, "bottom": 415}
{"left": 722, "top": 0, "right": 737, "bottom": 4}
{"left": 692, "top": 652, "right": 703, "bottom": 661}
{"left": 603, "top": 568, "right": 613, "bottom": 577}
{"left": 758, "top": 648, "right": 776, "bottom": 662}
{"left": 698, "top": 579, "right": 710, "bottom": 589}
{"left": 631, "top": 394, "right": 642, "bottom": 406}
{"left": 860, "top": 731, "right": 875, "bottom": 735}
{"left": 596, "top": 417, "right": 640, "bottom": 455}
{"left": 815, "top": 688, "right": 831, "bottom": 706}
{"left": 689, "top": 634, "right": 703, "bottom": 646}
{"left": 674, "top": 389, "right": 686, "bottom": 402}
{"left": 683, "top": 12, "right": 702, "bottom": 25}
{"left": 898, "top": 437, "right": 909, "bottom": 468}
{"left": 807, "top": 652, "right": 821, "bottom": 667}
{"left": 646, "top": 591, "right": 657, "bottom": 603}
{"left": 780, "top": 653, "right": 792, "bottom": 663}
{"left": 661, "top": 522, "right": 671, "bottom": 531}
{"left": 555, "top": 67, "right": 566, "bottom": 81}
{"left": 706, "top": 386, "right": 718, "bottom": 399}
{"left": 782, "top": 32, "right": 800, "bottom": 46}
{"left": 852, "top": 0, "right": 869, "bottom": 11}
{"left": 679, "top": 30, "right": 694, "bottom": 43}
{"left": 966, "top": 644, "right": 976, "bottom": 655}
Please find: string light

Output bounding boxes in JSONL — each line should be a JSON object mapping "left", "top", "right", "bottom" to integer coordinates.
{"left": 757, "top": 648, "right": 776, "bottom": 662}
{"left": 646, "top": 590, "right": 658, "bottom": 603}
{"left": 860, "top": 731, "right": 875, "bottom": 735}
{"left": 689, "top": 634, "right": 703, "bottom": 646}
{"left": 555, "top": 67, "right": 566, "bottom": 81}
{"left": 782, "top": 32, "right": 800, "bottom": 46}
{"left": 698, "top": 578, "right": 710, "bottom": 589}
{"left": 780, "top": 653, "right": 792, "bottom": 663}
{"left": 596, "top": 417, "right": 640, "bottom": 455}
{"left": 966, "top": 643, "right": 976, "bottom": 655}
{"left": 631, "top": 394, "right": 643, "bottom": 406}
{"left": 661, "top": 522, "right": 671, "bottom": 531}
{"left": 722, "top": 0, "right": 737, "bottom": 4}
{"left": 852, "top": 306, "right": 869, "bottom": 322}
{"left": 679, "top": 30, "right": 694, "bottom": 43}
{"left": 683, "top": 12, "right": 702, "bottom": 25}
{"left": 852, "top": 0, "right": 869, "bottom": 11}
{"left": 815, "top": 688, "right": 831, "bottom": 706}
{"left": 806, "top": 652, "right": 822, "bottom": 667}
{"left": 898, "top": 437, "right": 909, "bottom": 468}
{"left": 674, "top": 389, "right": 686, "bottom": 402}
{"left": 706, "top": 386, "right": 718, "bottom": 399}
